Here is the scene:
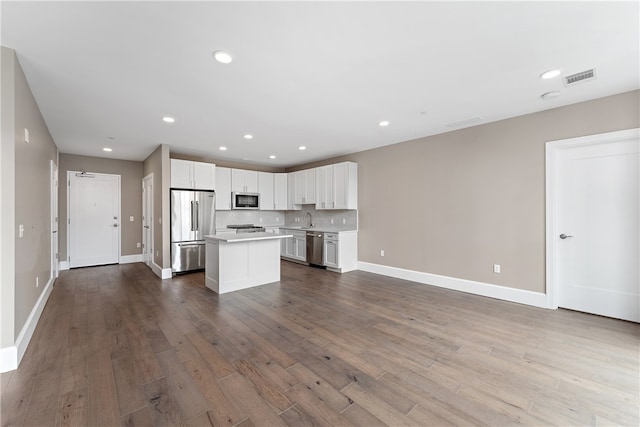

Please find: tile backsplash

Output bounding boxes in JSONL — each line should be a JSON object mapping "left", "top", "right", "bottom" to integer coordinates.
{"left": 216, "top": 210, "right": 285, "bottom": 228}
{"left": 285, "top": 205, "right": 358, "bottom": 229}
{"left": 216, "top": 206, "right": 357, "bottom": 230}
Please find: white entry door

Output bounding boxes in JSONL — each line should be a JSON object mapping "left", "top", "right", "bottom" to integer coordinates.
{"left": 142, "top": 174, "right": 154, "bottom": 266}
{"left": 550, "top": 128, "right": 639, "bottom": 322}
{"left": 68, "top": 171, "right": 120, "bottom": 268}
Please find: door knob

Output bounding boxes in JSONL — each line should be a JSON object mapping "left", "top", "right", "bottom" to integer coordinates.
{"left": 559, "top": 233, "right": 573, "bottom": 239}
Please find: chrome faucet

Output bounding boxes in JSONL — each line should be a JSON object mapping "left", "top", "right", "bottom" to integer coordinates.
{"left": 305, "top": 212, "right": 313, "bottom": 228}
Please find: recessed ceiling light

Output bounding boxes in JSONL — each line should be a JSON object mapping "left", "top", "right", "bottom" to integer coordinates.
{"left": 213, "top": 50, "right": 233, "bottom": 64}
{"left": 379, "top": 120, "right": 390, "bottom": 127}
{"left": 541, "top": 91, "right": 561, "bottom": 100}
{"left": 244, "top": 134, "right": 253, "bottom": 140}
{"left": 540, "top": 69, "right": 561, "bottom": 79}
{"left": 219, "top": 146, "right": 227, "bottom": 151}
{"left": 298, "top": 146, "right": 306, "bottom": 150}
{"left": 103, "top": 147, "right": 112, "bottom": 152}
{"left": 268, "top": 155, "right": 276, "bottom": 159}
{"left": 162, "top": 116, "right": 175, "bottom": 123}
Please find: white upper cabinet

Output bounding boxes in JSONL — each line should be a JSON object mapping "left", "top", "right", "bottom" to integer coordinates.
{"left": 316, "top": 165, "right": 334, "bottom": 210}
{"left": 315, "top": 162, "right": 357, "bottom": 210}
{"left": 292, "top": 168, "right": 317, "bottom": 205}
{"left": 171, "top": 159, "right": 215, "bottom": 190}
{"left": 258, "top": 172, "right": 274, "bottom": 210}
{"left": 274, "top": 173, "right": 288, "bottom": 210}
{"left": 231, "top": 169, "right": 258, "bottom": 193}
{"left": 215, "top": 167, "right": 232, "bottom": 210}
{"left": 333, "top": 162, "right": 357, "bottom": 209}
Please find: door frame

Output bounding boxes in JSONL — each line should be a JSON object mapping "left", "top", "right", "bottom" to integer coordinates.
{"left": 142, "top": 173, "right": 154, "bottom": 267}
{"left": 67, "top": 170, "right": 121, "bottom": 267}
{"left": 545, "top": 127, "right": 640, "bottom": 310}
{"left": 50, "top": 160, "right": 58, "bottom": 280}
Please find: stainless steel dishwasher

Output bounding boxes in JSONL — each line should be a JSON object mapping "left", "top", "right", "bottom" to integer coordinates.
{"left": 306, "top": 231, "right": 324, "bottom": 266}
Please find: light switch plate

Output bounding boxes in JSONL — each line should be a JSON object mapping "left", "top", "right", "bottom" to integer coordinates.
{"left": 24, "top": 128, "right": 29, "bottom": 144}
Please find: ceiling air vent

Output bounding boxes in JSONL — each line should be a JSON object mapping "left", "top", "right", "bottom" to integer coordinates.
{"left": 564, "top": 68, "right": 596, "bottom": 86}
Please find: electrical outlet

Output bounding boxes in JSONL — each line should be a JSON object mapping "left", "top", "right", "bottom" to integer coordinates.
{"left": 19, "top": 224, "right": 24, "bottom": 238}
{"left": 259, "top": 218, "right": 263, "bottom": 223}
{"left": 156, "top": 250, "right": 159, "bottom": 257}
{"left": 380, "top": 250, "right": 385, "bottom": 257}
{"left": 342, "top": 218, "right": 346, "bottom": 224}
{"left": 276, "top": 217, "right": 280, "bottom": 222}
{"left": 130, "top": 216, "right": 134, "bottom": 222}
{"left": 330, "top": 218, "right": 334, "bottom": 224}
{"left": 493, "top": 264, "right": 501, "bottom": 273}
{"left": 137, "top": 242, "right": 141, "bottom": 248}
{"left": 36, "top": 276, "right": 39, "bottom": 287}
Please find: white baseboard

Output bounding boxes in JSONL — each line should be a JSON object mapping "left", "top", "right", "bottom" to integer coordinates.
{"left": 151, "top": 261, "right": 173, "bottom": 279}
{"left": 0, "top": 346, "right": 17, "bottom": 373}
{"left": 59, "top": 254, "right": 143, "bottom": 270}
{"left": 120, "top": 254, "right": 143, "bottom": 264}
{"left": 1, "top": 276, "right": 55, "bottom": 373}
{"left": 357, "top": 261, "right": 550, "bottom": 309}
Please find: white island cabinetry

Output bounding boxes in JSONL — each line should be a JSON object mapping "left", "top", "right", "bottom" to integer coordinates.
{"left": 205, "top": 232, "right": 292, "bottom": 294}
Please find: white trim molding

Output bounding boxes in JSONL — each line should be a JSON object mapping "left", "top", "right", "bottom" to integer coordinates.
{"left": 120, "top": 254, "right": 143, "bottom": 264}
{"left": 151, "top": 261, "right": 173, "bottom": 279}
{"left": 1, "top": 276, "right": 55, "bottom": 373}
{"left": 358, "top": 262, "right": 549, "bottom": 308}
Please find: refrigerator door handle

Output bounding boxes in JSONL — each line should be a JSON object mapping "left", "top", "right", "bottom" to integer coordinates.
{"left": 190, "top": 201, "right": 195, "bottom": 231}
{"left": 195, "top": 201, "right": 200, "bottom": 230}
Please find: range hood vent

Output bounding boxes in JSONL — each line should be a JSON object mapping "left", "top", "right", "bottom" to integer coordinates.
{"left": 564, "top": 68, "right": 596, "bottom": 86}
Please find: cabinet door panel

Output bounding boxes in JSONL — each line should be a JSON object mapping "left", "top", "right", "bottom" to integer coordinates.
{"left": 171, "top": 159, "right": 193, "bottom": 189}
{"left": 193, "top": 162, "right": 215, "bottom": 190}
{"left": 215, "top": 167, "right": 232, "bottom": 210}
{"left": 259, "top": 172, "right": 274, "bottom": 210}
{"left": 274, "top": 173, "right": 288, "bottom": 210}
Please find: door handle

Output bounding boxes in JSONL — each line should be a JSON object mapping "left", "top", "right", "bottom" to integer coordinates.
{"left": 559, "top": 234, "right": 573, "bottom": 239}
{"left": 195, "top": 201, "right": 200, "bottom": 230}
{"left": 113, "top": 224, "right": 118, "bottom": 228}
{"left": 52, "top": 230, "right": 57, "bottom": 233}
{"left": 190, "top": 201, "right": 196, "bottom": 231}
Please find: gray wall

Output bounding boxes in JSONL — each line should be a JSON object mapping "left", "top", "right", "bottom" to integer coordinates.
{"left": 292, "top": 90, "right": 640, "bottom": 293}
{"left": 1, "top": 47, "right": 59, "bottom": 344}
{"left": 58, "top": 154, "right": 143, "bottom": 260}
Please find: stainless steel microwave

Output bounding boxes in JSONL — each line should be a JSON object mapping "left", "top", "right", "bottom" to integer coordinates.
{"left": 232, "top": 192, "right": 260, "bottom": 209}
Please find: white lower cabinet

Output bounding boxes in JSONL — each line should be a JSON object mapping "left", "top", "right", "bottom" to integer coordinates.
{"left": 323, "top": 233, "right": 339, "bottom": 268}
{"left": 324, "top": 231, "right": 357, "bottom": 273}
{"left": 281, "top": 229, "right": 306, "bottom": 262}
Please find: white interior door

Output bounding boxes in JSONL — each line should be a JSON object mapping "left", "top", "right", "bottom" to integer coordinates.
{"left": 51, "top": 161, "right": 59, "bottom": 279}
{"left": 552, "top": 129, "right": 639, "bottom": 322}
{"left": 68, "top": 171, "right": 120, "bottom": 268}
{"left": 142, "top": 174, "right": 154, "bottom": 266}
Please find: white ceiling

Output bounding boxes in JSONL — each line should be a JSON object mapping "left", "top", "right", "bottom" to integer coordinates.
{"left": 2, "top": 1, "right": 638, "bottom": 167}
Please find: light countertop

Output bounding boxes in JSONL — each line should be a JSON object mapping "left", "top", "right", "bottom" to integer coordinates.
{"left": 206, "top": 232, "right": 292, "bottom": 243}
{"left": 278, "top": 226, "right": 358, "bottom": 233}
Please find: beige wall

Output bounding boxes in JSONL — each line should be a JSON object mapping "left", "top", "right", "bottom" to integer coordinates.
{"left": 58, "top": 154, "right": 143, "bottom": 260}
{"left": 292, "top": 90, "right": 640, "bottom": 293}
{"left": 1, "top": 47, "right": 17, "bottom": 348}
{"left": 1, "top": 47, "right": 59, "bottom": 343}
{"left": 143, "top": 144, "right": 171, "bottom": 268}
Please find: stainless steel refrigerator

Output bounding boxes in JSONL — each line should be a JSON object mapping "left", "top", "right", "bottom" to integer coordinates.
{"left": 170, "top": 189, "right": 216, "bottom": 273}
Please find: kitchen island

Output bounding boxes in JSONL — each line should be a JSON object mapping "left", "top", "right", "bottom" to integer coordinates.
{"left": 205, "top": 232, "right": 292, "bottom": 294}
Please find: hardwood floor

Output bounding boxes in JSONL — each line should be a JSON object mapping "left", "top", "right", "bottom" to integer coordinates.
{"left": 2, "top": 261, "right": 638, "bottom": 426}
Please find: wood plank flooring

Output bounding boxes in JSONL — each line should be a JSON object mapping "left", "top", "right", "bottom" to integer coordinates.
{"left": 2, "top": 261, "right": 638, "bottom": 426}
